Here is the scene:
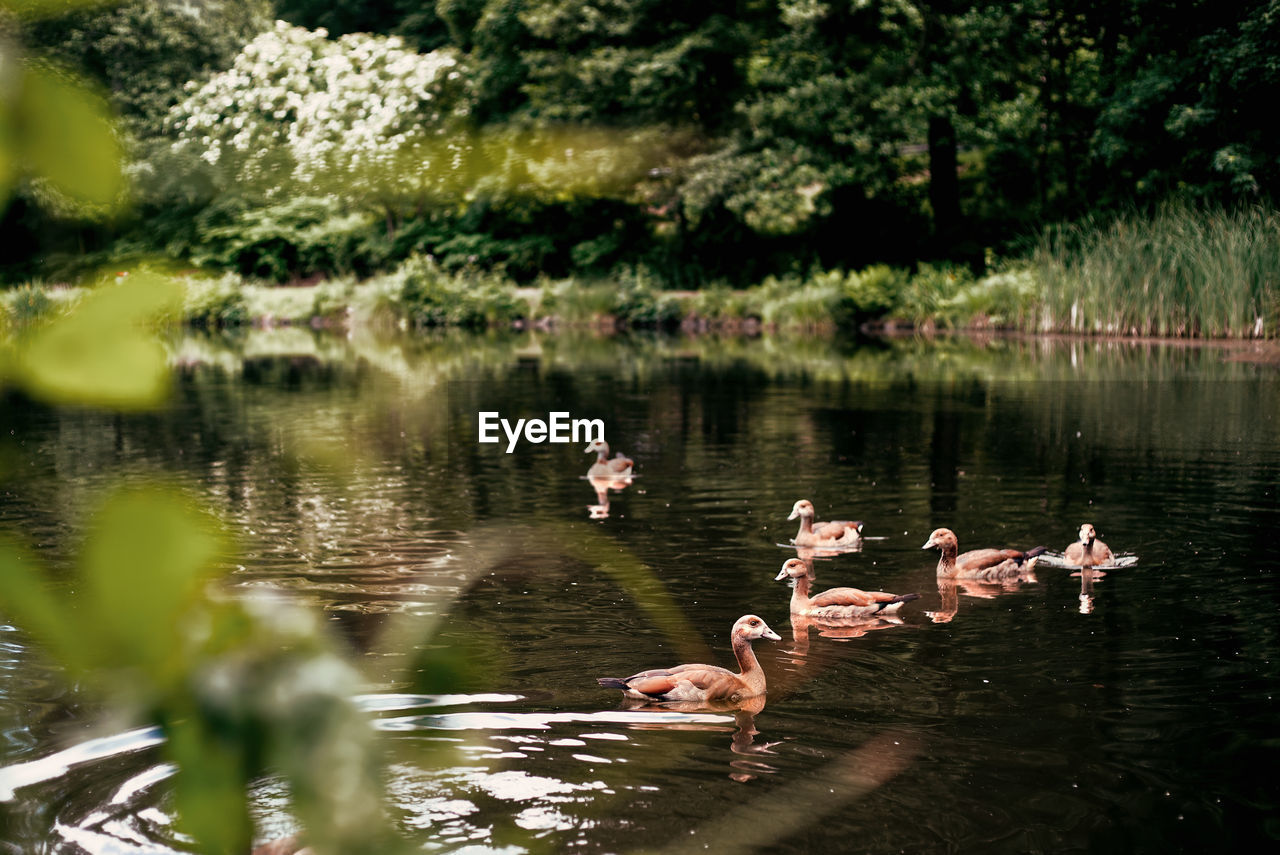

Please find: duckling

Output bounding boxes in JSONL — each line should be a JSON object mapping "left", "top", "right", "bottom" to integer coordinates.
{"left": 596, "top": 615, "right": 781, "bottom": 703}
{"left": 922, "top": 528, "right": 1045, "bottom": 583}
{"left": 1064, "top": 523, "right": 1114, "bottom": 568}
{"left": 788, "top": 499, "right": 864, "bottom": 548}
{"left": 775, "top": 557, "right": 918, "bottom": 619}
{"left": 584, "top": 438, "right": 633, "bottom": 480}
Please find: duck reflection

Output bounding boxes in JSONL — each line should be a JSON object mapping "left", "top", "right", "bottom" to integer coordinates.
{"left": 584, "top": 465, "right": 633, "bottom": 519}
{"left": 785, "top": 611, "right": 905, "bottom": 657}
{"left": 1076, "top": 566, "right": 1103, "bottom": 614}
{"left": 926, "top": 572, "right": 1038, "bottom": 624}
{"left": 614, "top": 695, "right": 778, "bottom": 782}
{"left": 585, "top": 472, "right": 634, "bottom": 519}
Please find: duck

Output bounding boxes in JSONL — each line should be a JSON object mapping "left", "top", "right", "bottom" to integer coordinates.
{"left": 922, "top": 528, "right": 1046, "bottom": 583}
{"left": 596, "top": 615, "right": 781, "bottom": 703}
{"left": 584, "top": 438, "right": 633, "bottom": 480}
{"left": 1064, "top": 523, "right": 1114, "bottom": 568}
{"left": 775, "top": 557, "right": 918, "bottom": 619}
{"left": 788, "top": 499, "right": 864, "bottom": 548}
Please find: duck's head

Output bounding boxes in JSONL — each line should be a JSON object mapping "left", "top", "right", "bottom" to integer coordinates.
{"left": 1078, "top": 523, "right": 1097, "bottom": 544}
{"left": 583, "top": 438, "right": 610, "bottom": 455}
{"left": 774, "top": 558, "right": 809, "bottom": 581}
{"left": 788, "top": 499, "right": 815, "bottom": 521}
{"left": 922, "top": 528, "right": 958, "bottom": 551}
{"left": 733, "top": 614, "right": 782, "bottom": 642}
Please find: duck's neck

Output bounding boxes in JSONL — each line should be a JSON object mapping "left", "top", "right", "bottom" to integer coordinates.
{"left": 731, "top": 635, "right": 767, "bottom": 692}
{"left": 789, "top": 574, "right": 813, "bottom": 611}
{"left": 935, "top": 544, "right": 958, "bottom": 576}
{"left": 795, "top": 514, "right": 814, "bottom": 537}
{"left": 594, "top": 443, "right": 611, "bottom": 463}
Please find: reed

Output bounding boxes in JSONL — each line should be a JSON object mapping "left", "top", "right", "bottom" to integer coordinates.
{"left": 1034, "top": 204, "right": 1280, "bottom": 338}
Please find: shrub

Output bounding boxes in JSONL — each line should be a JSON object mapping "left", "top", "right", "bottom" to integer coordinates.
{"left": 756, "top": 271, "right": 855, "bottom": 330}
{"left": 893, "top": 264, "right": 976, "bottom": 326}
{"left": 3, "top": 283, "right": 57, "bottom": 327}
{"left": 183, "top": 274, "right": 249, "bottom": 327}
{"left": 689, "top": 284, "right": 755, "bottom": 322}
{"left": 845, "top": 265, "right": 908, "bottom": 320}
{"left": 311, "top": 277, "right": 358, "bottom": 324}
{"left": 612, "top": 267, "right": 683, "bottom": 328}
{"left": 942, "top": 267, "right": 1038, "bottom": 328}
{"left": 191, "top": 197, "right": 383, "bottom": 283}
{"left": 397, "top": 256, "right": 524, "bottom": 329}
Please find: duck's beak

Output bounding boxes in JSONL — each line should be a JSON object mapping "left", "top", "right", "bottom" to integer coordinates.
{"left": 921, "top": 536, "right": 936, "bottom": 549}
{"left": 787, "top": 506, "right": 800, "bottom": 520}
{"left": 763, "top": 627, "right": 782, "bottom": 641}
{"left": 774, "top": 565, "right": 790, "bottom": 581}
{"left": 583, "top": 444, "right": 594, "bottom": 453}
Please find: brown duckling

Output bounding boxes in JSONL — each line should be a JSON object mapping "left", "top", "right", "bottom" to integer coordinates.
{"left": 1064, "top": 523, "right": 1114, "bottom": 568}
{"left": 922, "top": 528, "right": 1045, "bottom": 583}
{"left": 597, "top": 615, "right": 781, "bottom": 703}
{"left": 584, "top": 438, "right": 633, "bottom": 480}
{"left": 788, "top": 499, "right": 864, "bottom": 548}
{"left": 775, "top": 558, "right": 919, "bottom": 619}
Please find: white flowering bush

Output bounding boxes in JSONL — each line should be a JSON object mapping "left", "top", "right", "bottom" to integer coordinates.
{"left": 167, "top": 22, "right": 470, "bottom": 209}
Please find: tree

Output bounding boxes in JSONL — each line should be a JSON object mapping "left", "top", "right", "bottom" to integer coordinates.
{"left": 160, "top": 22, "right": 469, "bottom": 222}
{"left": 28, "top": 0, "right": 272, "bottom": 139}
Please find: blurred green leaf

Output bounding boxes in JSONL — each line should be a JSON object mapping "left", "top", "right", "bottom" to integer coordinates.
{"left": 15, "top": 272, "right": 182, "bottom": 409}
{"left": 168, "top": 713, "right": 255, "bottom": 855}
{"left": 81, "top": 486, "right": 227, "bottom": 677}
{"left": 0, "top": 542, "right": 88, "bottom": 671}
{"left": 15, "top": 62, "right": 123, "bottom": 211}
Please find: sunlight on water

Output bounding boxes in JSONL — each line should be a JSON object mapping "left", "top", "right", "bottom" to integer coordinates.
{"left": 0, "top": 728, "right": 164, "bottom": 801}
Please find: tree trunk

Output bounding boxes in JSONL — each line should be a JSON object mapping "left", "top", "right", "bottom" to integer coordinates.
{"left": 928, "top": 113, "right": 961, "bottom": 251}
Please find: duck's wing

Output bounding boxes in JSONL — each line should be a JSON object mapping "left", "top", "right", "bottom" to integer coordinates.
{"left": 957, "top": 547, "right": 1027, "bottom": 571}
{"left": 812, "top": 520, "right": 861, "bottom": 540}
{"left": 604, "top": 452, "right": 633, "bottom": 470}
{"left": 808, "top": 586, "right": 901, "bottom": 608}
{"left": 1064, "top": 543, "right": 1085, "bottom": 564}
{"left": 617, "top": 663, "right": 734, "bottom": 698}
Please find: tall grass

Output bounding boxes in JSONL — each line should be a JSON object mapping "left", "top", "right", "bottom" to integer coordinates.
{"left": 1035, "top": 205, "right": 1280, "bottom": 338}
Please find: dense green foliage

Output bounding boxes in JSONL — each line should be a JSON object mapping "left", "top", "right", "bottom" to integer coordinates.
{"left": 4, "top": 0, "right": 1280, "bottom": 332}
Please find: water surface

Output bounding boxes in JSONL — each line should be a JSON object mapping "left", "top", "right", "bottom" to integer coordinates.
{"left": 2, "top": 330, "right": 1278, "bottom": 853}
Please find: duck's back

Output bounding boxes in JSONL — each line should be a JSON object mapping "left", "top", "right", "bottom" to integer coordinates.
{"left": 957, "top": 547, "right": 1026, "bottom": 571}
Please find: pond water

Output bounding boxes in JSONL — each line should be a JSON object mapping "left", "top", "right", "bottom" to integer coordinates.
{"left": 2, "top": 329, "right": 1278, "bottom": 853}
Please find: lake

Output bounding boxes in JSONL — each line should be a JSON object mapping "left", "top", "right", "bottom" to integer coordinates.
{"left": 2, "top": 328, "right": 1278, "bottom": 853}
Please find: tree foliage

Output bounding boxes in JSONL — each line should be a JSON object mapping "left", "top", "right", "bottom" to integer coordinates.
{"left": 5, "top": 0, "right": 1280, "bottom": 285}
{"left": 162, "top": 22, "right": 468, "bottom": 209}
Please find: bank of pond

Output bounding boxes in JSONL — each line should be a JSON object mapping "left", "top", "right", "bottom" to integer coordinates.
{"left": 4, "top": 205, "right": 1280, "bottom": 341}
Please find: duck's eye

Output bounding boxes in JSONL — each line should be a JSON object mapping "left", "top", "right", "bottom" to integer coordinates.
{"left": 749, "top": 619, "right": 759, "bottom": 626}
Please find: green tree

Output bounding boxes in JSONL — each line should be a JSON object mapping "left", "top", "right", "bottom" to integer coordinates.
{"left": 159, "top": 23, "right": 469, "bottom": 218}
{"left": 28, "top": 0, "right": 271, "bottom": 139}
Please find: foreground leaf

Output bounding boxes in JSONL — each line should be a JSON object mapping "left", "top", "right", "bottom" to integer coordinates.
{"left": 15, "top": 272, "right": 182, "bottom": 409}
